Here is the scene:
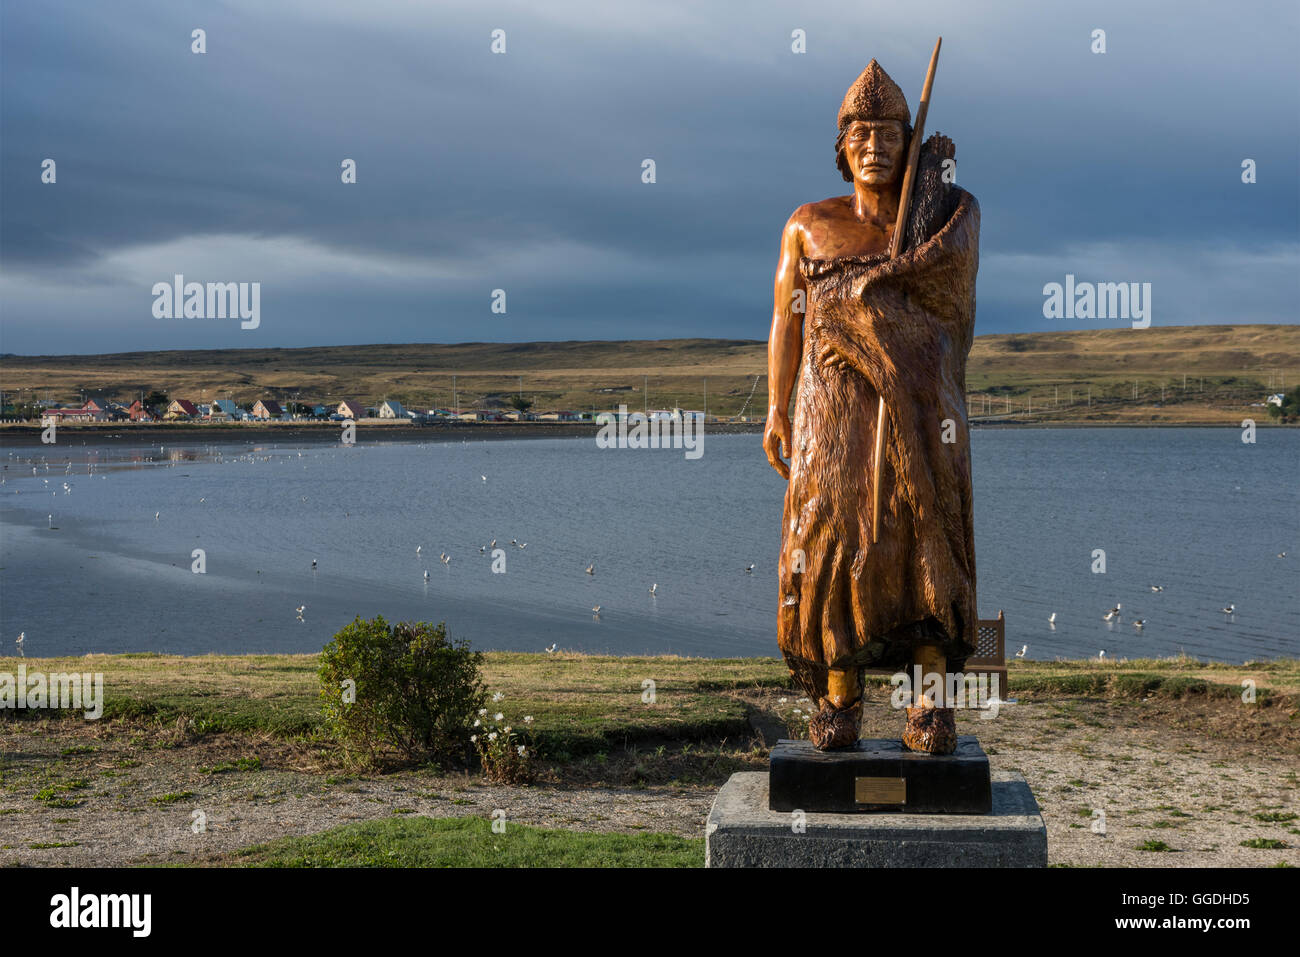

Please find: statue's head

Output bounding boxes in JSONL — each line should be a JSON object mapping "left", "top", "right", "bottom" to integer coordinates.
{"left": 835, "top": 59, "right": 911, "bottom": 186}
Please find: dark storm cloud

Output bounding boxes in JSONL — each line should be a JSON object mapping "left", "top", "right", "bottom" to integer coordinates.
{"left": 1, "top": 0, "right": 1296, "bottom": 354}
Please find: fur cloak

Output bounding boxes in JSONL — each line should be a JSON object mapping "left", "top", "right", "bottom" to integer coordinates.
{"left": 777, "top": 182, "right": 980, "bottom": 703}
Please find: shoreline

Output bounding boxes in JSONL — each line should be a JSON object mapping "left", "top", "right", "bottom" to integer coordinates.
{"left": 0, "top": 420, "right": 762, "bottom": 447}
{"left": 0, "top": 419, "right": 1291, "bottom": 448}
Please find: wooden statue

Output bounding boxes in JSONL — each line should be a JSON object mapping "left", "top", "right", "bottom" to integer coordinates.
{"left": 764, "top": 48, "right": 979, "bottom": 753}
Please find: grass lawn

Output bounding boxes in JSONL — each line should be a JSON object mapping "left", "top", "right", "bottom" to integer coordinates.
{"left": 227, "top": 815, "right": 703, "bottom": 867}
{"left": 2, "top": 652, "right": 1294, "bottom": 755}
{"left": 0, "top": 651, "right": 792, "bottom": 757}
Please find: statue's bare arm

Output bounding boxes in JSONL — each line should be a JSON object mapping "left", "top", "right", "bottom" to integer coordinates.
{"left": 764, "top": 211, "right": 807, "bottom": 480}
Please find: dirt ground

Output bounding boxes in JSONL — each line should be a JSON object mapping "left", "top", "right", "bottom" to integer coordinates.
{"left": 1, "top": 689, "right": 1296, "bottom": 868}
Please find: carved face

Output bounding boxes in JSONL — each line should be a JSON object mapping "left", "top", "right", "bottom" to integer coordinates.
{"left": 842, "top": 119, "right": 905, "bottom": 187}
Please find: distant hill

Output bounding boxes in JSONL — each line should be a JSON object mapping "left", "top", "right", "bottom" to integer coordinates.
{"left": 2, "top": 324, "right": 1297, "bottom": 423}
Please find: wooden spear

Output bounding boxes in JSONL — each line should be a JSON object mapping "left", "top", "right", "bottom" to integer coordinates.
{"left": 872, "top": 36, "right": 942, "bottom": 544}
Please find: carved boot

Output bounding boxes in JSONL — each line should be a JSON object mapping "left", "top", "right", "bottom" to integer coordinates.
{"left": 902, "top": 706, "right": 957, "bottom": 754}
{"left": 808, "top": 700, "right": 862, "bottom": 750}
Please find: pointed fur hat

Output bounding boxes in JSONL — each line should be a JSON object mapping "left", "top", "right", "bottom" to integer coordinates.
{"left": 837, "top": 59, "right": 911, "bottom": 128}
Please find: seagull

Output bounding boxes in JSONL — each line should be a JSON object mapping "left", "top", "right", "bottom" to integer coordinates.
{"left": 311, "top": 559, "right": 317, "bottom": 569}
{"left": 15, "top": 632, "right": 24, "bottom": 652}
{"left": 545, "top": 643, "right": 558, "bottom": 654}
{"left": 1132, "top": 618, "right": 1147, "bottom": 629}
{"left": 1099, "top": 650, "right": 1107, "bottom": 660}
{"left": 440, "top": 553, "right": 451, "bottom": 565}
{"left": 745, "top": 563, "right": 755, "bottom": 573}
{"left": 592, "top": 605, "right": 601, "bottom": 614}
{"left": 517, "top": 542, "right": 527, "bottom": 549}
{"left": 416, "top": 545, "right": 422, "bottom": 555}
{"left": 199, "top": 497, "right": 206, "bottom": 504}
{"left": 510, "top": 539, "right": 518, "bottom": 547}
{"left": 423, "top": 569, "right": 430, "bottom": 581}
{"left": 481, "top": 475, "right": 487, "bottom": 482}
{"left": 586, "top": 564, "right": 595, "bottom": 575}
{"left": 295, "top": 605, "right": 306, "bottom": 622}
{"left": 649, "top": 583, "right": 658, "bottom": 596}
{"left": 1048, "top": 612, "right": 1056, "bottom": 624}
{"left": 479, "top": 545, "right": 486, "bottom": 554}
{"left": 1150, "top": 585, "right": 1164, "bottom": 592}
{"left": 490, "top": 539, "right": 497, "bottom": 549}
{"left": 155, "top": 511, "right": 160, "bottom": 521}
{"left": 1278, "top": 552, "right": 1287, "bottom": 559}
{"left": 1015, "top": 644, "right": 1027, "bottom": 658}
{"left": 1221, "top": 603, "right": 1235, "bottom": 615}
{"left": 1103, "top": 603, "right": 1121, "bottom": 622}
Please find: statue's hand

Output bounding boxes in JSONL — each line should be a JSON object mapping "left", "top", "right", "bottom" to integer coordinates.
{"left": 764, "top": 412, "right": 792, "bottom": 480}
{"left": 822, "top": 350, "right": 850, "bottom": 372}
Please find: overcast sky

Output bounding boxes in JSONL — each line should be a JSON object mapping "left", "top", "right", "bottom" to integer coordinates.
{"left": 1, "top": 0, "right": 1296, "bottom": 355}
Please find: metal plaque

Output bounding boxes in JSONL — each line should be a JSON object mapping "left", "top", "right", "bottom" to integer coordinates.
{"left": 854, "top": 776, "right": 907, "bottom": 805}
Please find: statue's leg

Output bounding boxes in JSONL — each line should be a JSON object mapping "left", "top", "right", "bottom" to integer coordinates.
{"left": 808, "top": 664, "right": 862, "bottom": 750}
{"left": 903, "top": 643, "right": 958, "bottom": 754}
{"left": 826, "top": 666, "right": 858, "bottom": 709}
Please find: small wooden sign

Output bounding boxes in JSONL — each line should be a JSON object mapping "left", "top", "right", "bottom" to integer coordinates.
{"left": 855, "top": 776, "right": 906, "bottom": 805}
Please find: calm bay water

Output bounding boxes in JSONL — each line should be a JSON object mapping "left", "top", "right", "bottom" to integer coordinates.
{"left": 1, "top": 429, "right": 1296, "bottom": 662}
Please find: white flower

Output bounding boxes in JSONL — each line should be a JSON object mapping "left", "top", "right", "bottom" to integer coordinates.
{"left": 492, "top": 692, "right": 504, "bottom": 702}
{"left": 478, "top": 708, "right": 487, "bottom": 716}
{"left": 470, "top": 734, "right": 478, "bottom": 743}
{"left": 473, "top": 719, "right": 481, "bottom": 727}
{"left": 494, "top": 712, "right": 503, "bottom": 721}
{"left": 792, "top": 708, "right": 802, "bottom": 715}
{"left": 517, "top": 745, "right": 526, "bottom": 756}
{"left": 524, "top": 715, "right": 533, "bottom": 723}
{"left": 779, "top": 697, "right": 787, "bottom": 704}
{"left": 488, "top": 732, "right": 498, "bottom": 741}
{"left": 504, "top": 726, "right": 512, "bottom": 734}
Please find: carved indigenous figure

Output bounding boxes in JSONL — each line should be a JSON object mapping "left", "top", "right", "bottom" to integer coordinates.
{"left": 764, "top": 59, "right": 980, "bottom": 752}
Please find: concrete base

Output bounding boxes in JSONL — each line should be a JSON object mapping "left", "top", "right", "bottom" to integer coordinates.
{"left": 706, "top": 771, "right": 1046, "bottom": 868}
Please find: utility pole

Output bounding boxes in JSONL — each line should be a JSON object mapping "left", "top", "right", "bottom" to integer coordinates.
{"left": 703, "top": 377, "right": 708, "bottom": 420}
{"left": 453, "top": 375, "right": 458, "bottom": 415}
{"left": 643, "top": 375, "right": 648, "bottom": 414}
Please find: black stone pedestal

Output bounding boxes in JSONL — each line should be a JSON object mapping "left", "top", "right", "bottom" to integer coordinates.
{"left": 768, "top": 736, "right": 992, "bottom": 814}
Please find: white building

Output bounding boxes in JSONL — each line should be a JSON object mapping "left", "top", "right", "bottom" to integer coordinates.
{"left": 378, "top": 400, "right": 409, "bottom": 419}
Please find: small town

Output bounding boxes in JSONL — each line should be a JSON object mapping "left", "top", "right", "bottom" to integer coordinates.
{"left": 5, "top": 393, "right": 718, "bottom": 426}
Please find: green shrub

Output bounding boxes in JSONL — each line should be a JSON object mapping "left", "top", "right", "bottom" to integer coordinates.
{"left": 319, "top": 616, "right": 486, "bottom": 768}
